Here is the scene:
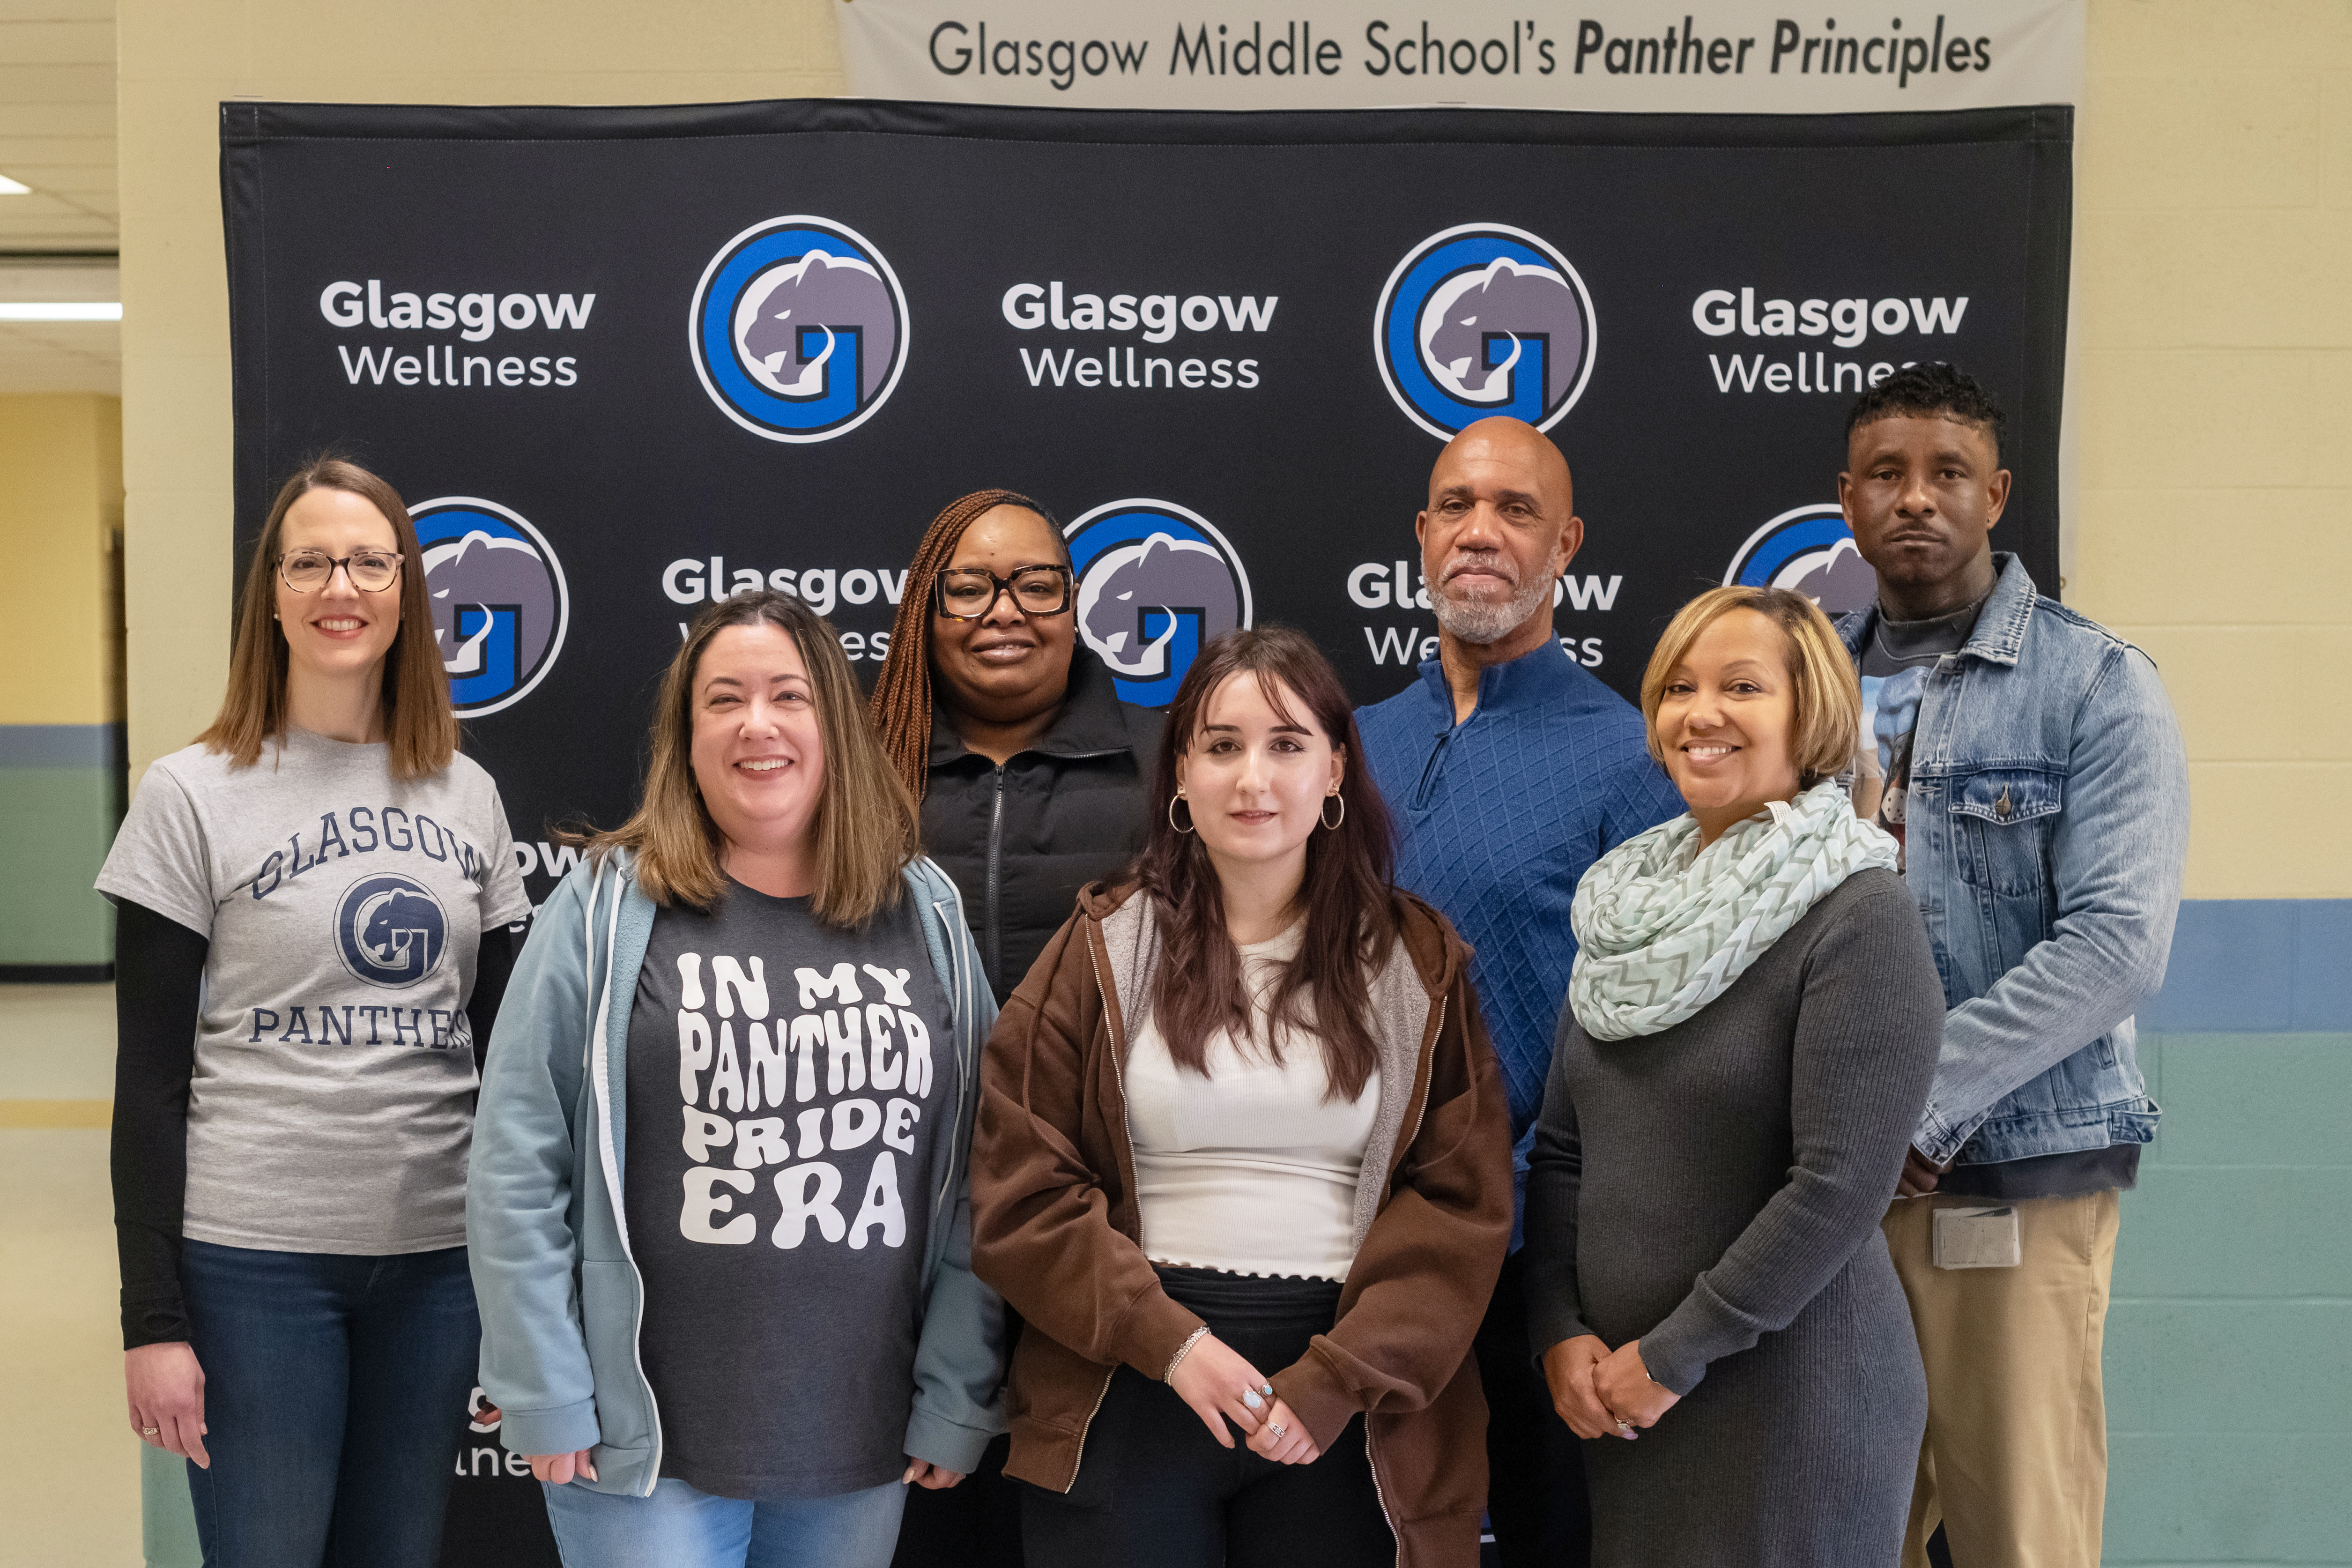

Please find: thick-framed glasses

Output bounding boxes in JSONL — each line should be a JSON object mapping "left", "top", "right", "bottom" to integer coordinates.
{"left": 934, "top": 565, "right": 1073, "bottom": 621}
{"left": 277, "top": 549, "right": 404, "bottom": 594}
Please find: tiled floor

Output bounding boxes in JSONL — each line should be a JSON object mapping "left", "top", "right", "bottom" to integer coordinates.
{"left": 1, "top": 1126, "right": 142, "bottom": 1564}
{"left": 1, "top": 985, "right": 139, "bottom": 1563}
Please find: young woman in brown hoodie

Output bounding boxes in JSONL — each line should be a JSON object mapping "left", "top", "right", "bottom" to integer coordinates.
{"left": 969, "top": 628, "right": 1513, "bottom": 1568}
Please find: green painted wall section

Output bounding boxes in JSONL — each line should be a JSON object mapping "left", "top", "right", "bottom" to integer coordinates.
{"left": 0, "top": 764, "right": 119, "bottom": 966}
{"left": 2106, "top": 1032, "right": 2352, "bottom": 1565}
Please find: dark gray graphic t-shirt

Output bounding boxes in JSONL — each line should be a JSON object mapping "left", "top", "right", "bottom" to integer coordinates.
{"left": 625, "top": 882, "right": 959, "bottom": 1500}
{"left": 95, "top": 729, "right": 529, "bottom": 1253}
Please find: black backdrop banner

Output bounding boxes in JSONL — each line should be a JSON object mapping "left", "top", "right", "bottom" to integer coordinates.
{"left": 221, "top": 97, "right": 2068, "bottom": 1561}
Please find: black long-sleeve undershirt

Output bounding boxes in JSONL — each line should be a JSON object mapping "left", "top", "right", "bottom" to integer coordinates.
{"left": 109, "top": 900, "right": 517, "bottom": 1349}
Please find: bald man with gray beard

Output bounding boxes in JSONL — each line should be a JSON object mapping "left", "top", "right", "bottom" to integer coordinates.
{"left": 1353, "top": 418, "right": 1684, "bottom": 1567}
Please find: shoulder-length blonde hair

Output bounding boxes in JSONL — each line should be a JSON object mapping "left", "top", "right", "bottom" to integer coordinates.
{"left": 199, "top": 456, "right": 456, "bottom": 780}
{"left": 1639, "top": 586, "right": 1861, "bottom": 788}
{"left": 586, "top": 590, "right": 918, "bottom": 927}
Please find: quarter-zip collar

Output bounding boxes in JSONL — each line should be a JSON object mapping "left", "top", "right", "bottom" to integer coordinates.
{"left": 928, "top": 647, "right": 1139, "bottom": 769}
{"left": 1413, "top": 635, "right": 1588, "bottom": 736}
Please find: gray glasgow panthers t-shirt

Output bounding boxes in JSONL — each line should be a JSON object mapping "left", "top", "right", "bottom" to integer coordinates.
{"left": 625, "top": 882, "right": 959, "bottom": 1501}
{"left": 96, "top": 729, "right": 530, "bottom": 1254}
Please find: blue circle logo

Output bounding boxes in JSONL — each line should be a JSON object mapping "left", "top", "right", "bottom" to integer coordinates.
{"left": 1724, "top": 504, "right": 1878, "bottom": 615}
{"left": 689, "top": 216, "right": 910, "bottom": 443}
{"left": 410, "top": 497, "right": 570, "bottom": 717}
{"left": 1374, "top": 223, "right": 1596, "bottom": 439}
{"left": 335, "top": 873, "right": 448, "bottom": 990}
{"left": 1065, "top": 500, "right": 1253, "bottom": 708}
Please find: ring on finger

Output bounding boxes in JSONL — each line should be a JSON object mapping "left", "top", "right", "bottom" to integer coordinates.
{"left": 1241, "top": 1388, "right": 1264, "bottom": 1410}
{"left": 141, "top": 1427, "right": 159, "bottom": 1438}
{"left": 1267, "top": 1421, "right": 1287, "bottom": 1439}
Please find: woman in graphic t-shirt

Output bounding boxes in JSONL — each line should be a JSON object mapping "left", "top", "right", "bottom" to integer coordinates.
{"left": 969, "top": 628, "right": 1514, "bottom": 1568}
{"left": 467, "top": 589, "right": 1007, "bottom": 1568}
{"left": 96, "top": 457, "right": 532, "bottom": 1567}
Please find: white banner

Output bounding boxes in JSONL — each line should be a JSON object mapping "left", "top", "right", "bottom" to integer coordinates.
{"left": 838, "top": 1, "right": 2082, "bottom": 112}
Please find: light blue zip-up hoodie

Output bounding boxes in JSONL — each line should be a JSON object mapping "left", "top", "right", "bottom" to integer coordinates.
{"left": 466, "top": 849, "right": 1007, "bottom": 1497}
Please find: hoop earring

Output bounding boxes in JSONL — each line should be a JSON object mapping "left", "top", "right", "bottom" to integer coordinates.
{"left": 1168, "top": 793, "right": 1195, "bottom": 834}
{"left": 1320, "top": 794, "right": 1345, "bottom": 831}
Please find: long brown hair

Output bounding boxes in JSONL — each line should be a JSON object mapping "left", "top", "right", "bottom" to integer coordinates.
{"left": 868, "top": 488, "right": 1058, "bottom": 802}
{"left": 1133, "top": 627, "right": 1398, "bottom": 1102}
{"left": 199, "top": 456, "right": 456, "bottom": 780}
{"left": 583, "top": 590, "right": 917, "bottom": 927}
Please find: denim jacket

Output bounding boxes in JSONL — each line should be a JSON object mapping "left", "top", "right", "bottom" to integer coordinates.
{"left": 466, "top": 850, "right": 1007, "bottom": 1497}
{"left": 1837, "top": 555, "right": 2189, "bottom": 1168}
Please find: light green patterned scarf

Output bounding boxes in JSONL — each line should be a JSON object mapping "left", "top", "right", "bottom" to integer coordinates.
{"left": 1568, "top": 780, "right": 1898, "bottom": 1041}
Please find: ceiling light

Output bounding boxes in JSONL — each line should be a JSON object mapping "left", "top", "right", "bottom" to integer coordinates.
{"left": 0, "top": 302, "right": 122, "bottom": 320}
{"left": 0, "top": 175, "right": 31, "bottom": 195}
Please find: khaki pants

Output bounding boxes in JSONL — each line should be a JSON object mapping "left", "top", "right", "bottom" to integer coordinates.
{"left": 1882, "top": 1189, "right": 2120, "bottom": 1568}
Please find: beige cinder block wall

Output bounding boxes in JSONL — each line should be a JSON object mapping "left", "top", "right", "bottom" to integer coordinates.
{"left": 114, "top": 0, "right": 849, "bottom": 785}
{"left": 2067, "top": 0, "right": 2352, "bottom": 898}
{"left": 118, "top": 0, "right": 2352, "bottom": 899}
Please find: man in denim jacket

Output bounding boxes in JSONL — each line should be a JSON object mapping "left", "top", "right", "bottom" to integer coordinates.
{"left": 1835, "top": 365, "right": 2189, "bottom": 1568}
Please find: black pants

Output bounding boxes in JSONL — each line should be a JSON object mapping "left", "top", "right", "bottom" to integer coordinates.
{"left": 890, "top": 1431, "right": 1024, "bottom": 1568}
{"left": 1473, "top": 1248, "right": 1592, "bottom": 1567}
{"left": 1022, "top": 1268, "right": 1395, "bottom": 1568}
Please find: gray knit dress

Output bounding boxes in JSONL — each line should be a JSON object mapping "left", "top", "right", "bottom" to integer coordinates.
{"left": 1523, "top": 866, "right": 1944, "bottom": 1567}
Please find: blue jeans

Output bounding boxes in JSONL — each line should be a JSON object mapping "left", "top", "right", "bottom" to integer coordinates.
{"left": 180, "top": 1239, "right": 480, "bottom": 1568}
{"left": 542, "top": 1475, "right": 908, "bottom": 1568}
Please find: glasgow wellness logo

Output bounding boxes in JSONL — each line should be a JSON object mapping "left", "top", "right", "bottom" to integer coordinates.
{"left": 1065, "top": 499, "right": 1253, "bottom": 707}
{"left": 1375, "top": 223, "right": 1596, "bottom": 438}
{"left": 1724, "top": 504, "right": 1877, "bottom": 615}
{"left": 335, "top": 873, "right": 448, "bottom": 989}
{"left": 411, "top": 497, "right": 570, "bottom": 717}
{"left": 690, "top": 216, "right": 910, "bottom": 443}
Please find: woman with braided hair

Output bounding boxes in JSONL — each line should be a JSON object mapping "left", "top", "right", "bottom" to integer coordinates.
{"left": 872, "top": 491, "right": 1160, "bottom": 1568}
{"left": 868, "top": 489, "right": 1162, "bottom": 1007}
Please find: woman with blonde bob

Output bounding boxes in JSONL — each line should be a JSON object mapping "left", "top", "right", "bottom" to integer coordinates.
{"left": 468, "top": 590, "right": 1006, "bottom": 1568}
{"left": 1521, "top": 586, "right": 1946, "bottom": 1567}
{"left": 97, "top": 456, "right": 531, "bottom": 1567}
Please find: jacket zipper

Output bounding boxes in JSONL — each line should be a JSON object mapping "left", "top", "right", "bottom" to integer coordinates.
{"left": 1359, "top": 993, "right": 1440, "bottom": 1560}
{"left": 1409, "top": 728, "right": 1453, "bottom": 810}
{"left": 1061, "top": 919, "right": 1138, "bottom": 1490}
{"left": 584, "top": 862, "right": 666, "bottom": 1495}
{"left": 984, "top": 766, "right": 1007, "bottom": 995}
{"left": 929, "top": 893, "right": 972, "bottom": 1229}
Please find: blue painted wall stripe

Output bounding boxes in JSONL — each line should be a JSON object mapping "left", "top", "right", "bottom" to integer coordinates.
{"left": 0, "top": 722, "right": 123, "bottom": 768}
{"left": 2141, "top": 899, "right": 2352, "bottom": 1033}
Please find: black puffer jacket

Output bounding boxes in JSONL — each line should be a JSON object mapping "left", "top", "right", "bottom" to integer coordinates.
{"left": 921, "top": 650, "right": 1163, "bottom": 1003}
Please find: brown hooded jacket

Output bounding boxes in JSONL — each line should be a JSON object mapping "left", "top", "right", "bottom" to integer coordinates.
{"left": 970, "top": 880, "right": 1513, "bottom": 1568}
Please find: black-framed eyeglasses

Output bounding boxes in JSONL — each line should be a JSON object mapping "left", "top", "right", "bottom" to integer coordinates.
{"left": 278, "top": 549, "right": 404, "bottom": 594}
{"left": 934, "top": 565, "right": 1073, "bottom": 621}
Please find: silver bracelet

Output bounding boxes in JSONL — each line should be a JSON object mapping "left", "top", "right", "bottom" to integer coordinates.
{"left": 1163, "top": 1326, "right": 1211, "bottom": 1385}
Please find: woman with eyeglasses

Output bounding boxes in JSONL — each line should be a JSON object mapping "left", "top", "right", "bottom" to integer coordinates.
{"left": 867, "top": 491, "right": 1162, "bottom": 1568}
{"left": 96, "top": 457, "right": 531, "bottom": 1567}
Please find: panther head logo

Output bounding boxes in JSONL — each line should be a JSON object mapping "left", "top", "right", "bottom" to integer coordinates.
{"left": 1064, "top": 501, "right": 1254, "bottom": 707}
{"left": 691, "top": 216, "right": 910, "bottom": 443}
{"left": 334, "top": 874, "right": 449, "bottom": 990}
{"left": 409, "top": 498, "right": 569, "bottom": 718}
{"left": 1418, "top": 256, "right": 1587, "bottom": 410}
{"left": 735, "top": 248, "right": 898, "bottom": 405}
{"left": 1376, "top": 223, "right": 1597, "bottom": 438}
{"left": 1724, "top": 505, "right": 1879, "bottom": 616}
{"left": 1077, "top": 532, "right": 1244, "bottom": 681}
